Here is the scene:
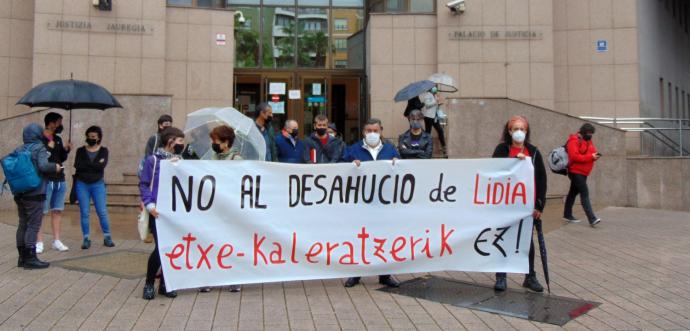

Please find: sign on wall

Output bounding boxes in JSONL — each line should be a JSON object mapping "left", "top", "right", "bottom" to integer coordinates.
{"left": 448, "top": 30, "right": 543, "bottom": 40}
{"left": 47, "top": 19, "right": 155, "bottom": 35}
{"left": 596, "top": 40, "right": 608, "bottom": 53}
{"left": 155, "top": 159, "right": 536, "bottom": 290}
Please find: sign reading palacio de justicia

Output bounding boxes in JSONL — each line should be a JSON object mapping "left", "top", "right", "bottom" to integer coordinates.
{"left": 449, "top": 30, "right": 543, "bottom": 40}
{"left": 47, "top": 19, "right": 154, "bottom": 35}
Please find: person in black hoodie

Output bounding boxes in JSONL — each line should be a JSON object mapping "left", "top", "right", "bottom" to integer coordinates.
{"left": 492, "top": 115, "right": 547, "bottom": 293}
{"left": 36, "top": 112, "right": 71, "bottom": 254}
{"left": 73, "top": 126, "right": 114, "bottom": 250}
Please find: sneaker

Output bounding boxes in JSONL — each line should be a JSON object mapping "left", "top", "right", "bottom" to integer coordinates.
{"left": 522, "top": 275, "right": 544, "bottom": 292}
{"left": 494, "top": 275, "right": 507, "bottom": 291}
{"left": 143, "top": 283, "right": 155, "bottom": 300}
{"left": 81, "top": 238, "right": 91, "bottom": 250}
{"left": 229, "top": 285, "right": 241, "bottom": 292}
{"left": 590, "top": 218, "right": 601, "bottom": 227}
{"left": 104, "top": 236, "right": 115, "bottom": 247}
{"left": 52, "top": 240, "right": 69, "bottom": 252}
{"left": 35, "top": 242, "right": 44, "bottom": 254}
{"left": 563, "top": 216, "right": 581, "bottom": 223}
{"left": 199, "top": 287, "right": 212, "bottom": 293}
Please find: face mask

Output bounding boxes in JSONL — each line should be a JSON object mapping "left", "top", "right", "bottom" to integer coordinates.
{"left": 511, "top": 130, "right": 526, "bottom": 143}
{"left": 582, "top": 133, "right": 592, "bottom": 141}
{"left": 410, "top": 120, "right": 423, "bottom": 130}
{"left": 365, "top": 132, "right": 381, "bottom": 147}
{"left": 265, "top": 115, "right": 273, "bottom": 123}
{"left": 290, "top": 129, "right": 299, "bottom": 137}
{"left": 211, "top": 143, "right": 223, "bottom": 153}
{"left": 55, "top": 125, "right": 64, "bottom": 134}
{"left": 173, "top": 143, "right": 185, "bottom": 155}
{"left": 86, "top": 138, "right": 98, "bottom": 146}
{"left": 431, "top": 86, "right": 438, "bottom": 94}
{"left": 315, "top": 128, "right": 327, "bottom": 136}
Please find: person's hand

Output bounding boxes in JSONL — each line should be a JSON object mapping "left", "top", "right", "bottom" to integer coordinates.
{"left": 392, "top": 157, "right": 398, "bottom": 165}
{"left": 533, "top": 210, "right": 542, "bottom": 219}
{"left": 99, "top": 158, "right": 105, "bottom": 163}
{"left": 64, "top": 142, "right": 73, "bottom": 151}
{"left": 47, "top": 141, "right": 55, "bottom": 149}
{"left": 592, "top": 153, "right": 600, "bottom": 160}
{"left": 150, "top": 208, "right": 159, "bottom": 218}
{"left": 55, "top": 164, "right": 63, "bottom": 172}
{"left": 516, "top": 153, "right": 526, "bottom": 160}
{"left": 170, "top": 156, "right": 181, "bottom": 163}
{"left": 353, "top": 160, "right": 361, "bottom": 167}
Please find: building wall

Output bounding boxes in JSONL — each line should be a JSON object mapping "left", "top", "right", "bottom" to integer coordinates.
{"left": 638, "top": 0, "right": 690, "bottom": 119}
{"left": 626, "top": 157, "right": 690, "bottom": 211}
{"left": 3, "top": 0, "right": 234, "bottom": 128}
{"left": 553, "top": 0, "right": 641, "bottom": 152}
{"left": 0, "top": 0, "right": 35, "bottom": 120}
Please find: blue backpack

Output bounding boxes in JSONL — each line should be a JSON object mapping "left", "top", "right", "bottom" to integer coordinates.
{"left": 1, "top": 144, "right": 41, "bottom": 195}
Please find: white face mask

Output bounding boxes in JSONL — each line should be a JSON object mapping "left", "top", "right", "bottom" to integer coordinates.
{"left": 365, "top": 132, "right": 381, "bottom": 147}
{"left": 511, "top": 130, "right": 526, "bottom": 143}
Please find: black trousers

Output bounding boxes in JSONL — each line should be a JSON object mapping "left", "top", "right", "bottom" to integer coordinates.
{"left": 145, "top": 215, "right": 164, "bottom": 286}
{"left": 564, "top": 173, "right": 597, "bottom": 222}
{"left": 424, "top": 117, "right": 446, "bottom": 147}
{"left": 15, "top": 195, "right": 45, "bottom": 249}
{"left": 496, "top": 234, "right": 535, "bottom": 279}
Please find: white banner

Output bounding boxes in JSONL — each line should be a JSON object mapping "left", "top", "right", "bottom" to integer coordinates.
{"left": 156, "top": 159, "right": 535, "bottom": 291}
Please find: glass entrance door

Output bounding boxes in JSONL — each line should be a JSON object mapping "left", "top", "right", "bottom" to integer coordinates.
{"left": 299, "top": 76, "right": 328, "bottom": 137}
{"left": 263, "top": 75, "right": 292, "bottom": 130}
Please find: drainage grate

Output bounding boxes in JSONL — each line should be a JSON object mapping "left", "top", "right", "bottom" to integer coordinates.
{"left": 53, "top": 250, "right": 149, "bottom": 279}
{"left": 379, "top": 276, "right": 599, "bottom": 326}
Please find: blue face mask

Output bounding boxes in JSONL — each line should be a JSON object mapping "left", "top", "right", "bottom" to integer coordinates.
{"left": 410, "top": 120, "right": 424, "bottom": 130}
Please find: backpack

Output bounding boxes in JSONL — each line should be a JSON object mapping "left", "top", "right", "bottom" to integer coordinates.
{"left": 1, "top": 144, "right": 41, "bottom": 195}
{"left": 548, "top": 144, "right": 569, "bottom": 176}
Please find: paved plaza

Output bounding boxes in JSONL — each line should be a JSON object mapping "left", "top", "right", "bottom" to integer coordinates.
{"left": 0, "top": 206, "right": 689, "bottom": 330}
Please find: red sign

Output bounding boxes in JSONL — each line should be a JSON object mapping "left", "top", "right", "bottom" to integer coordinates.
{"left": 271, "top": 95, "right": 280, "bottom": 102}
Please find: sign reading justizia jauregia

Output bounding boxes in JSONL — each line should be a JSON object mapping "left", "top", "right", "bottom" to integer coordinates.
{"left": 47, "top": 19, "right": 154, "bottom": 35}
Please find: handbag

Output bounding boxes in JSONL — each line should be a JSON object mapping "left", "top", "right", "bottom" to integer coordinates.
{"left": 137, "top": 155, "right": 157, "bottom": 241}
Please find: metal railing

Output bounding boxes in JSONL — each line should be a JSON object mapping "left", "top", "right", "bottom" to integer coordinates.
{"left": 580, "top": 117, "right": 690, "bottom": 157}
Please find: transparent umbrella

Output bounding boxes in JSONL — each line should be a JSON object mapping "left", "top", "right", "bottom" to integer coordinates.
{"left": 428, "top": 73, "right": 458, "bottom": 93}
{"left": 184, "top": 107, "right": 266, "bottom": 161}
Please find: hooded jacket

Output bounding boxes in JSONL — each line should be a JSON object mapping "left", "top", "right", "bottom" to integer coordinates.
{"left": 303, "top": 134, "right": 345, "bottom": 163}
{"left": 566, "top": 133, "right": 598, "bottom": 176}
{"left": 16, "top": 123, "right": 57, "bottom": 197}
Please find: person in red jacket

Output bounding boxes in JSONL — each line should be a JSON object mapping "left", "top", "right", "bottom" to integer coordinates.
{"left": 563, "top": 123, "right": 601, "bottom": 227}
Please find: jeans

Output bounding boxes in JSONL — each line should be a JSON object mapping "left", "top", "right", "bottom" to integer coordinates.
{"left": 564, "top": 173, "right": 597, "bottom": 222}
{"left": 15, "top": 195, "right": 45, "bottom": 249}
{"left": 424, "top": 117, "right": 446, "bottom": 147}
{"left": 75, "top": 179, "right": 111, "bottom": 238}
{"left": 43, "top": 180, "right": 66, "bottom": 214}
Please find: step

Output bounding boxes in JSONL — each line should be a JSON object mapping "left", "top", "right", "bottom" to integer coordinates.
{"left": 122, "top": 173, "right": 139, "bottom": 185}
{"left": 107, "top": 183, "right": 139, "bottom": 195}
{"left": 107, "top": 193, "right": 141, "bottom": 205}
{"left": 65, "top": 202, "right": 140, "bottom": 215}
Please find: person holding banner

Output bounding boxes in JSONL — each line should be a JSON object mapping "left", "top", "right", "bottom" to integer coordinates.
{"left": 342, "top": 118, "right": 401, "bottom": 288}
{"left": 275, "top": 119, "right": 306, "bottom": 163}
{"left": 139, "top": 127, "right": 186, "bottom": 300}
{"left": 492, "top": 115, "right": 547, "bottom": 293}
{"left": 398, "top": 110, "right": 433, "bottom": 159}
{"left": 304, "top": 115, "right": 345, "bottom": 163}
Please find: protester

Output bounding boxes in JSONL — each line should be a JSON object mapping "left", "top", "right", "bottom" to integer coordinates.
{"left": 275, "top": 119, "right": 306, "bottom": 163}
{"left": 73, "top": 126, "right": 114, "bottom": 249}
{"left": 304, "top": 115, "right": 345, "bottom": 163}
{"left": 563, "top": 123, "right": 601, "bottom": 226}
{"left": 255, "top": 103, "right": 278, "bottom": 162}
{"left": 398, "top": 110, "right": 433, "bottom": 159}
{"left": 13, "top": 123, "right": 60, "bottom": 269}
{"left": 419, "top": 87, "right": 447, "bottom": 156}
{"left": 341, "top": 118, "right": 400, "bottom": 288}
{"left": 327, "top": 123, "right": 340, "bottom": 140}
{"left": 144, "top": 114, "right": 173, "bottom": 156}
{"left": 492, "top": 115, "right": 547, "bottom": 293}
{"left": 140, "top": 127, "right": 185, "bottom": 300}
{"left": 36, "top": 112, "right": 71, "bottom": 253}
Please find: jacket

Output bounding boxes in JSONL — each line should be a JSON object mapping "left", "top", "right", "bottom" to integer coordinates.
{"left": 398, "top": 130, "right": 433, "bottom": 159}
{"left": 275, "top": 133, "right": 307, "bottom": 163}
{"left": 212, "top": 148, "right": 243, "bottom": 160}
{"left": 74, "top": 146, "right": 108, "bottom": 183}
{"left": 342, "top": 140, "right": 400, "bottom": 162}
{"left": 144, "top": 133, "right": 159, "bottom": 156}
{"left": 492, "top": 142, "right": 547, "bottom": 212}
{"left": 45, "top": 132, "right": 69, "bottom": 181}
{"left": 303, "top": 134, "right": 345, "bottom": 163}
{"left": 16, "top": 123, "right": 57, "bottom": 197}
{"left": 139, "top": 151, "right": 165, "bottom": 207}
{"left": 566, "top": 133, "right": 598, "bottom": 176}
{"left": 258, "top": 123, "right": 278, "bottom": 162}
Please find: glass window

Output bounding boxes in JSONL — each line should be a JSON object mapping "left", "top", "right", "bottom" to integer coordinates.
{"left": 334, "top": 38, "right": 347, "bottom": 50}
{"left": 334, "top": 18, "right": 348, "bottom": 31}
{"left": 369, "top": 0, "right": 435, "bottom": 13}
{"left": 234, "top": 7, "right": 261, "bottom": 68}
{"left": 228, "top": 0, "right": 260, "bottom": 4}
{"left": 297, "top": 7, "right": 329, "bottom": 68}
{"left": 167, "top": 0, "right": 192, "bottom": 6}
{"left": 263, "top": 7, "right": 296, "bottom": 68}
{"left": 264, "top": 0, "right": 295, "bottom": 5}
{"left": 197, "top": 0, "right": 226, "bottom": 7}
{"left": 334, "top": 60, "right": 348, "bottom": 68}
{"left": 332, "top": 0, "right": 364, "bottom": 7}
{"left": 331, "top": 8, "right": 363, "bottom": 69}
{"left": 298, "top": 0, "right": 329, "bottom": 6}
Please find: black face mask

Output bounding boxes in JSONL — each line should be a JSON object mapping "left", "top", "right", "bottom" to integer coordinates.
{"left": 315, "top": 128, "right": 327, "bottom": 136}
{"left": 212, "top": 143, "right": 223, "bottom": 153}
{"left": 290, "top": 129, "right": 299, "bottom": 137}
{"left": 173, "top": 144, "right": 185, "bottom": 155}
{"left": 265, "top": 115, "right": 273, "bottom": 123}
{"left": 86, "top": 138, "right": 98, "bottom": 146}
{"left": 55, "top": 125, "right": 64, "bottom": 134}
{"left": 582, "top": 134, "right": 592, "bottom": 141}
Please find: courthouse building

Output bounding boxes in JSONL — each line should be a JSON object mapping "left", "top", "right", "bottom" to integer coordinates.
{"left": 1, "top": 0, "right": 690, "bottom": 211}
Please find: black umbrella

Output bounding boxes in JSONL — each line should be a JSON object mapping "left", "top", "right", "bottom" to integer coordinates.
{"left": 534, "top": 218, "right": 551, "bottom": 293}
{"left": 16, "top": 78, "right": 122, "bottom": 141}
{"left": 394, "top": 80, "right": 436, "bottom": 102}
